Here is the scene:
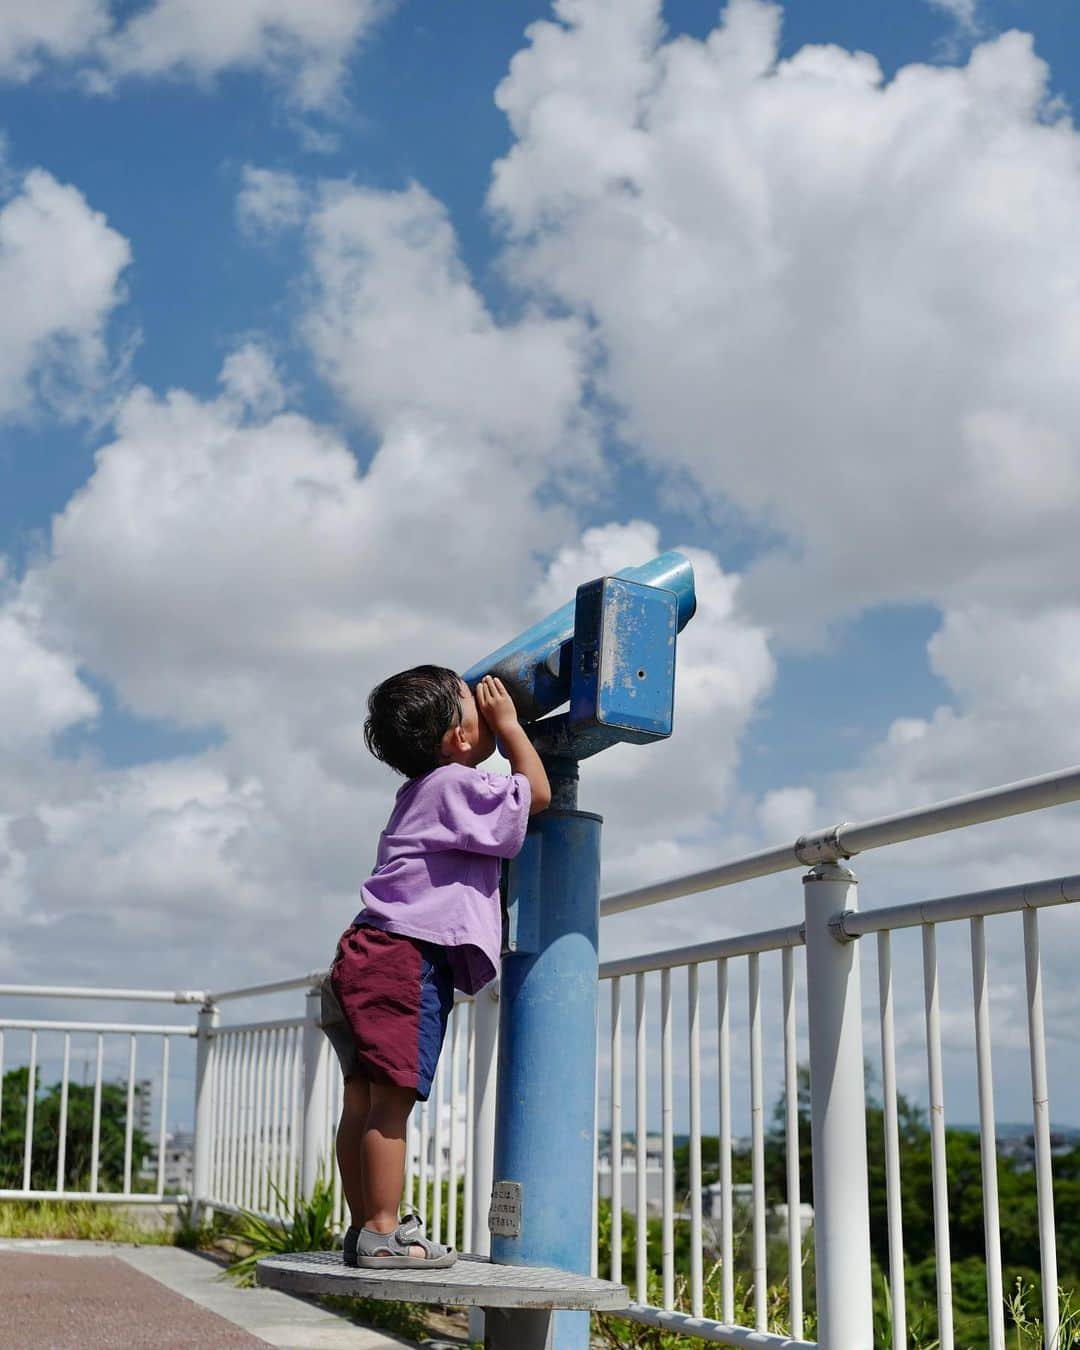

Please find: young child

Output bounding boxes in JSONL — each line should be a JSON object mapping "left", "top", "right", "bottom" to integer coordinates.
{"left": 320, "top": 666, "right": 551, "bottom": 1268}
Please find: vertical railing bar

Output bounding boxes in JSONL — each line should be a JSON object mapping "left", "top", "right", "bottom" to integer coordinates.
{"left": 156, "top": 1037, "right": 170, "bottom": 1198}
{"left": 404, "top": 1113, "right": 416, "bottom": 1216}
{"left": 923, "top": 923, "right": 954, "bottom": 1349}
{"left": 448, "top": 1006, "right": 462, "bottom": 1252}
{"left": 218, "top": 1033, "right": 232, "bottom": 1206}
{"left": 269, "top": 1029, "right": 282, "bottom": 1213}
{"left": 56, "top": 1033, "right": 71, "bottom": 1194}
{"left": 635, "top": 971, "right": 648, "bottom": 1304}
{"left": 749, "top": 952, "right": 766, "bottom": 1332}
{"left": 244, "top": 1030, "right": 258, "bottom": 1209}
{"left": 123, "top": 1034, "right": 137, "bottom": 1195}
{"left": 214, "top": 1031, "right": 228, "bottom": 1205}
{"left": 230, "top": 1034, "right": 243, "bottom": 1208}
{"left": 661, "top": 966, "right": 675, "bottom": 1311}
{"left": 321, "top": 1041, "right": 336, "bottom": 1214}
{"left": 281, "top": 1026, "right": 293, "bottom": 1216}
{"left": 287, "top": 1026, "right": 299, "bottom": 1211}
{"left": 22, "top": 1030, "right": 38, "bottom": 1192}
{"left": 222, "top": 1033, "right": 234, "bottom": 1207}
{"left": 592, "top": 1008, "right": 600, "bottom": 1279}
{"left": 244, "top": 1030, "right": 255, "bottom": 1208}
{"left": 688, "top": 964, "right": 704, "bottom": 1318}
{"left": 1023, "top": 908, "right": 1060, "bottom": 1346}
{"left": 90, "top": 1033, "right": 103, "bottom": 1194}
{"left": 203, "top": 1029, "right": 217, "bottom": 1206}
{"left": 331, "top": 1066, "right": 343, "bottom": 1230}
{"left": 207, "top": 1031, "right": 220, "bottom": 1202}
{"left": 250, "top": 1031, "right": 262, "bottom": 1211}
{"left": 432, "top": 1061, "right": 444, "bottom": 1244}
{"left": 260, "top": 1030, "right": 273, "bottom": 1212}
{"left": 418, "top": 1087, "right": 430, "bottom": 1227}
{"left": 717, "top": 958, "right": 733, "bottom": 1323}
{"left": 782, "top": 946, "right": 803, "bottom": 1339}
{"left": 233, "top": 1032, "right": 246, "bottom": 1209}
{"left": 275, "top": 1029, "right": 288, "bottom": 1213}
{"left": 971, "top": 916, "right": 1005, "bottom": 1350}
{"left": 463, "top": 999, "right": 476, "bottom": 1255}
{"left": 249, "top": 1029, "right": 262, "bottom": 1210}
{"left": 610, "top": 975, "right": 623, "bottom": 1285}
{"left": 245, "top": 1031, "right": 257, "bottom": 1211}
{"left": 877, "top": 931, "right": 907, "bottom": 1350}
{"left": 280, "top": 1026, "right": 292, "bottom": 1220}
{"left": 259, "top": 1031, "right": 270, "bottom": 1213}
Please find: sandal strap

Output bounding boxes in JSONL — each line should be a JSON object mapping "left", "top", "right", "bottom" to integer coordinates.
{"left": 358, "top": 1214, "right": 452, "bottom": 1259}
{"left": 395, "top": 1213, "right": 450, "bottom": 1257}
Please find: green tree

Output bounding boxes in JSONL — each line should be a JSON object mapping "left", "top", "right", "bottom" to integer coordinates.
{"left": 0, "top": 1065, "right": 149, "bottom": 1192}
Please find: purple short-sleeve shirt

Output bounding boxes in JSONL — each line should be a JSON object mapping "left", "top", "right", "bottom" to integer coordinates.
{"left": 354, "top": 763, "right": 531, "bottom": 994}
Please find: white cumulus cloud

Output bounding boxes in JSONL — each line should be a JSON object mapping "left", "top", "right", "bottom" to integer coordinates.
{"left": 1, "top": 1, "right": 393, "bottom": 113}
{"left": 0, "top": 167, "right": 130, "bottom": 422}
{"left": 0, "top": 2, "right": 110, "bottom": 82}
{"left": 490, "top": 0, "right": 1080, "bottom": 634}
{"left": 303, "top": 180, "right": 597, "bottom": 478}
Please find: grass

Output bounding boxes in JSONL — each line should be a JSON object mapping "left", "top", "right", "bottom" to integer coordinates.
{"left": 0, "top": 1199, "right": 177, "bottom": 1244}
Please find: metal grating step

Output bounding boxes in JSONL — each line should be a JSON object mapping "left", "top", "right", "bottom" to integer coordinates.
{"left": 256, "top": 1251, "right": 630, "bottom": 1311}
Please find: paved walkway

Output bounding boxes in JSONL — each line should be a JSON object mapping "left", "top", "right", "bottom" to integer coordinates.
{"left": 0, "top": 1240, "right": 421, "bottom": 1349}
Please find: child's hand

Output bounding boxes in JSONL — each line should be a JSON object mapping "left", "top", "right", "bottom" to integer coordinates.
{"left": 475, "top": 675, "right": 521, "bottom": 737}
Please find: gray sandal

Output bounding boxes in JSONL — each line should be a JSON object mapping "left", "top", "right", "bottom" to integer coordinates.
{"left": 356, "top": 1213, "right": 456, "bottom": 1269}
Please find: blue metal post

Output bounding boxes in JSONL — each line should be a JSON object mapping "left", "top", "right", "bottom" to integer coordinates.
{"left": 488, "top": 759, "right": 602, "bottom": 1350}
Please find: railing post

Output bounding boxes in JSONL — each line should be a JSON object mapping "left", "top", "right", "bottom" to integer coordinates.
{"left": 803, "top": 862, "right": 874, "bottom": 1347}
{"left": 191, "top": 1002, "right": 218, "bottom": 1224}
{"left": 301, "top": 984, "right": 330, "bottom": 1201}
{"left": 468, "top": 979, "right": 500, "bottom": 1343}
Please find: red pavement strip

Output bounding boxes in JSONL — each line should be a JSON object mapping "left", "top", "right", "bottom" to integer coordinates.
{"left": 0, "top": 1252, "right": 270, "bottom": 1349}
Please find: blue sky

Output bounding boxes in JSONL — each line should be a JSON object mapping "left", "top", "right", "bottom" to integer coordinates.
{"left": 1, "top": 0, "right": 1001, "bottom": 777}
{"left": 4, "top": 0, "right": 1080, "bottom": 1128}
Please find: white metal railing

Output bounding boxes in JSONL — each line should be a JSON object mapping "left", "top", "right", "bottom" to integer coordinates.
{"left": 836, "top": 875, "right": 1078, "bottom": 1350}
{"left": 597, "top": 933, "right": 812, "bottom": 1348}
{"left": 0, "top": 1017, "right": 195, "bottom": 1203}
{"left": 590, "top": 765, "right": 1080, "bottom": 1348}
{"left": 3, "top": 763, "right": 1080, "bottom": 1348}
{"left": 205, "top": 1019, "right": 304, "bottom": 1220}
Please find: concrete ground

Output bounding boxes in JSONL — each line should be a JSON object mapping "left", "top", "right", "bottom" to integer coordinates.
{"left": 0, "top": 1240, "right": 425, "bottom": 1349}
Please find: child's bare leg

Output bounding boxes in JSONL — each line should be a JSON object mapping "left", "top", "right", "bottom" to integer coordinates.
{"left": 362, "top": 1081, "right": 425, "bottom": 1256}
{"left": 336, "top": 1075, "right": 370, "bottom": 1229}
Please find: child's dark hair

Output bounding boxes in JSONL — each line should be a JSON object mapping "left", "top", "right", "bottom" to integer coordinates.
{"left": 363, "top": 665, "right": 464, "bottom": 779}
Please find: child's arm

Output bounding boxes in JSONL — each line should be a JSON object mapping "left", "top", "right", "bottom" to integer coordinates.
{"left": 476, "top": 675, "right": 552, "bottom": 815}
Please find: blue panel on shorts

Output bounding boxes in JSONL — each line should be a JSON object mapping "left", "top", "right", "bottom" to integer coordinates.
{"left": 415, "top": 947, "right": 454, "bottom": 1100}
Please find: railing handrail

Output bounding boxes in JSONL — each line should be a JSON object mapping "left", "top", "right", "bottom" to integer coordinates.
{"left": 600, "top": 762, "right": 1080, "bottom": 917}
{"left": 0, "top": 1017, "right": 196, "bottom": 1035}
{"left": 205, "top": 971, "right": 324, "bottom": 1004}
{"left": 0, "top": 984, "right": 207, "bottom": 1004}
{"left": 837, "top": 871, "right": 1080, "bottom": 938}
{"left": 599, "top": 923, "right": 805, "bottom": 980}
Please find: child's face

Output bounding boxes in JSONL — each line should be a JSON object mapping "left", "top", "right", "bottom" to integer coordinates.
{"left": 441, "top": 678, "right": 497, "bottom": 767}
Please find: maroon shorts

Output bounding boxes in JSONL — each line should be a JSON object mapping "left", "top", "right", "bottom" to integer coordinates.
{"left": 319, "top": 924, "right": 454, "bottom": 1101}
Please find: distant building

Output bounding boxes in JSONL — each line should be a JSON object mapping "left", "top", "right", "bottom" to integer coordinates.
{"left": 597, "top": 1157, "right": 664, "bottom": 1212}
{"left": 133, "top": 1078, "right": 153, "bottom": 1136}
{"left": 140, "top": 1130, "right": 194, "bottom": 1194}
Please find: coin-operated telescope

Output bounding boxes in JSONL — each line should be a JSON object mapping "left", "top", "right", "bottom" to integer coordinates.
{"left": 463, "top": 552, "right": 697, "bottom": 1350}
{"left": 464, "top": 551, "right": 696, "bottom": 761}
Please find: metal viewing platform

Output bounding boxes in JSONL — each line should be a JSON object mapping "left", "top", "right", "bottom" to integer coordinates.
{"left": 256, "top": 1250, "right": 629, "bottom": 1310}
{"left": 257, "top": 1251, "right": 630, "bottom": 1349}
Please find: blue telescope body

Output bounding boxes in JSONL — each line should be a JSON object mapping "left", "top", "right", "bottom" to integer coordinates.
{"left": 462, "top": 550, "right": 696, "bottom": 724}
